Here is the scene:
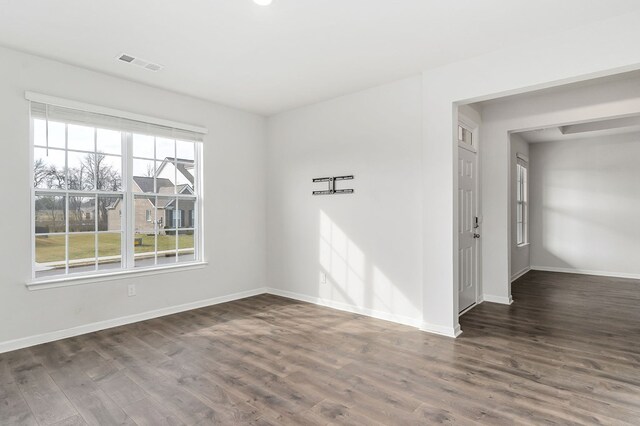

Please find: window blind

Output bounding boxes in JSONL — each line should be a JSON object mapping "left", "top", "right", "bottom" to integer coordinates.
{"left": 28, "top": 94, "right": 206, "bottom": 143}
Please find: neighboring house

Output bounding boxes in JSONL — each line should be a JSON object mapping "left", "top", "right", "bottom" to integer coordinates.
{"left": 106, "top": 158, "right": 195, "bottom": 235}
{"left": 156, "top": 157, "right": 195, "bottom": 188}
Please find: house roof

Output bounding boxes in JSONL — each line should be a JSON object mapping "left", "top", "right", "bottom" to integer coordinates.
{"left": 133, "top": 176, "right": 174, "bottom": 194}
{"left": 157, "top": 158, "right": 195, "bottom": 185}
{"left": 131, "top": 176, "right": 194, "bottom": 208}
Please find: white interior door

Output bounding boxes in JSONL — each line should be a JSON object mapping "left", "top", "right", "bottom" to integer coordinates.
{"left": 458, "top": 145, "right": 478, "bottom": 313}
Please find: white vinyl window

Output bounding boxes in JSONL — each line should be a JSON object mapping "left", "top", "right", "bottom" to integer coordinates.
{"left": 458, "top": 124, "right": 473, "bottom": 147}
{"left": 516, "top": 155, "right": 528, "bottom": 246}
{"left": 30, "top": 96, "right": 205, "bottom": 282}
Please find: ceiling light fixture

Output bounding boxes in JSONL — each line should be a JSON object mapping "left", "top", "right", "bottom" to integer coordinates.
{"left": 253, "top": 0, "right": 273, "bottom": 5}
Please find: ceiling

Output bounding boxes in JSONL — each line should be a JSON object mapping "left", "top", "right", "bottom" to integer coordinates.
{"left": 517, "top": 115, "right": 640, "bottom": 143}
{"left": 1, "top": 1, "right": 639, "bottom": 115}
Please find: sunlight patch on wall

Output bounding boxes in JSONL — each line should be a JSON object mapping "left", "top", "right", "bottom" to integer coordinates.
{"left": 319, "top": 210, "right": 365, "bottom": 305}
{"left": 318, "top": 210, "right": 418, "bottom": 319}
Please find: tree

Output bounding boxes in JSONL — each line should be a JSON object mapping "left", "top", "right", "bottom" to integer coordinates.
{"left": 67, "top": 153, "right": 123, "bottom": 231}
{"left": 35, "top": 152, "right": 123, "bottom": 232}
{"left": 33, "top": 158, "right": 48, "bottom": 188}
{"left": 34, "top": 195, "right": 65, "bottom": 233}
{"left": 33, "top": 158, "right": 65, "bottom": 189}
{"left": 145, "top": 163, "right": 155, "bottom": 177}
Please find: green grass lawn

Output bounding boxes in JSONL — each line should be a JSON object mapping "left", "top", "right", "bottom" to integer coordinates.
{"left": 35, "top": 233, "right": 194, "bottom": 263}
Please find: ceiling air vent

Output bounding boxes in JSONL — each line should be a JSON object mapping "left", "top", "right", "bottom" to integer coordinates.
{"left": 117, "top": 53, "right": 163, "bottom": 72}
{"left": 118, "top": 54, "right": 135, "bottom": 63}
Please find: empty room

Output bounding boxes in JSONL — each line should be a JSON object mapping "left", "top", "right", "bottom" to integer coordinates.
{"left": 2, "top": 1, "right": 640, "bottom": 425}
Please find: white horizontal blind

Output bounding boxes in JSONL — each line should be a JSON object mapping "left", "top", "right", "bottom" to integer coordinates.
{"left": 30, "top": 102, "right": 205, "bottom": 143}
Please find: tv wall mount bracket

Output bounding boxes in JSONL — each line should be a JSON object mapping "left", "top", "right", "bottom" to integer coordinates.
{"left": 312, "top": 175, "right": 354, "bottom": 196}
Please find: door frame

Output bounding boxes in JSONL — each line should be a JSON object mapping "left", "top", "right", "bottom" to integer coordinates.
{"left": 457, "top": 115, "right": 481, "bottom": 316}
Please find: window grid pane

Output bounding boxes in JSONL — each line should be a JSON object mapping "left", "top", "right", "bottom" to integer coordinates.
{"left": 33, "top": 114, "right": 201, "bottom": 281}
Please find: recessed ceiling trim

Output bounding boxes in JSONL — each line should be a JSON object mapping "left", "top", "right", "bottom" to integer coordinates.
{"left": 561, "top": 115, "right": 640, "bottom": 135}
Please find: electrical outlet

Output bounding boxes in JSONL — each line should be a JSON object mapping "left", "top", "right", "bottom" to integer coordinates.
{"left": 320, "top": 272, "right": 327, "bottom": 284}
{"left": 128, "top": 284, "right": 136, "bottom": 297}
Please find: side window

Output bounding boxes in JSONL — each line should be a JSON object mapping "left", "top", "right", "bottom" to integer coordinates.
{"left": 458, "top": 124, "right": 473, "bottom": 147}
{"left": 516, "top": 157, "right": 528, "bottom": 246}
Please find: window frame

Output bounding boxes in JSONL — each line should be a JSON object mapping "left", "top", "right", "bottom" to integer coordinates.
{"left": 516, "top": 155, "right": 529, "bottom": 247}
{"left": 28, "top": 96, "right": 206, "bottom": 287}
{"left": 458, "top": 123, "right": 474, "bottom": 149}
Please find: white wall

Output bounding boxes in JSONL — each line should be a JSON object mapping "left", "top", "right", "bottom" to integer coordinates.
{"left": 510, "top": 133, "right": 530, "bottom": 280}
{"left": 0, "top": 46, "right": 267, "bottom": 350}
{"left": 530, "top": 132, "right": 640, "bottom": 278}
{"left": 267, "top": 76, "right": 424, "bottom": 327}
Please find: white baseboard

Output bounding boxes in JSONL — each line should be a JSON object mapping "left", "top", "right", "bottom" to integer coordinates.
{"left": 420, "top": 322, "right": 462, "bottom": 338}
{"left": 267, "top": 288, "right": 462, "bottom": 338}
{"left": 266, "top": 287, "right": 424, "bottom": 329}
{"left": 482, "top": 294, "right": 513, "bottom": 305}
{"left": 1, "top": 285, "right": 465, "bottom": 353}
{"left": 511, "top": 266, "right": 531, "bottom": 282}
{"left": 531, "top": 266, "right": 640, "bottom": 280}
{"left": 0, "top": 287, "right": 268, "bottom": 354}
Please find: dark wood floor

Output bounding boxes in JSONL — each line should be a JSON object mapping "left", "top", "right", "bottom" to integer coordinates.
{"left": 2, "top": 271, "right": 640, "bottom": 425}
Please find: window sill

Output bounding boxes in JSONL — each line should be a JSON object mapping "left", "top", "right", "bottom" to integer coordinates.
{"left": 26, "top": 261, "right": 209, "bottom": 291}
{"left": 516, "top": 243, "right": 530, "bottom": 248}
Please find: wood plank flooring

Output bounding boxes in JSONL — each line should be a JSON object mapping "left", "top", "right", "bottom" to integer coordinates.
{"left": 2, "top": 270, "right": 640, "bottom": 425}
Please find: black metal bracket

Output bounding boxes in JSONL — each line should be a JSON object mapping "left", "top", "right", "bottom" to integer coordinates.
{"left": 312, "top": 175, "right": 354, "bottom": 195}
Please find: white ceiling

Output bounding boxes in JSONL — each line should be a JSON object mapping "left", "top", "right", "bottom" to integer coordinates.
{"left": 1, "top": 1, "right": 639, "bottom": 115}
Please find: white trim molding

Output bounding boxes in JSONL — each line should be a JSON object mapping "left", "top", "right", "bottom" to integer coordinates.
{"left": 2, "top": 285, "right": 467, "bottom": 353}
{"left": 421, "top": 322, "right": 462, "bottom": 338}
{"left": 27, "top": 262, "right": 209, "bottom": 290}
{"left": 531, "top": 266, "right": 640, "bottom": 280}
{"left": 0, "top": 287, "right": 266, "bottom": 354}
{"left": 511, "top": 266, "right": 531, "bottom": 282}
{"left": 267, "top": 288, "right": 464, "bottom": 338}
{"left": 483, "top": 294, "right": 514, "bottom": 305}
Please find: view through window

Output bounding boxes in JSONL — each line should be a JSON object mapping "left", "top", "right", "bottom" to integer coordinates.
{"left": 32, "top": 102, "right": 202, "bottom": 281}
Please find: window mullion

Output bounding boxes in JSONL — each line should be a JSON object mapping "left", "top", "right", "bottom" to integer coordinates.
{"left": 30, "top": 113, "right": 36, "bottom": 281}
{"left": 154, "top": 138, "right": 158, "bottom": 266}
{"left": 175, "top": 199, "right": 179, "bottom": 263}
{"left": 94, "top": 128, "right": 98, "bottom": 271}
{"left": 94, "top": 194, "right": 98, "bottom": 271}
{"left": 196, "top": 142, "right": 202, "bottom": 262}
{"left": 64, "top": 123, "right": 69, "bottom": 274}
{"left": 125, "top": 132, "right": 134, "bottom": 270}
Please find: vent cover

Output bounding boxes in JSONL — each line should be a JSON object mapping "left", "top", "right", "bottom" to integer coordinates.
{"left": 117, "top": 53, "right": 163, "bottom": 72}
